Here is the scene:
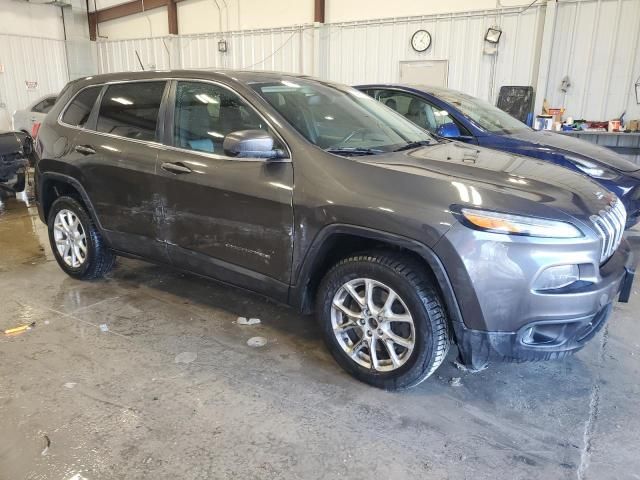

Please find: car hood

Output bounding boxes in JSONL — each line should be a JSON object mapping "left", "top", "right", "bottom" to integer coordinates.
{"left": 503, "top": 129, "right": 639, "bottom": 173}
{"left": 362, "top": 141, "right": 616, "bottom": 225}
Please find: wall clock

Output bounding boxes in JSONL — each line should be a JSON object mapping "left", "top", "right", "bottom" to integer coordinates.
{"left": 411, "top": 29, "right": 432, "bottom": 52}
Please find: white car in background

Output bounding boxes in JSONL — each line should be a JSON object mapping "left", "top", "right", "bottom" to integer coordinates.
{"left": 12, "top": 94, "right": 57, "bottom": 135}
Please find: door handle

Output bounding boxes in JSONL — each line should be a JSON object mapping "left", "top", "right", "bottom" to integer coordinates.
{"left": 161, "top": 162, "right": 192, "bottom": 174}
{"left": 75, "top": 145, "right": 96, "bottom": 155}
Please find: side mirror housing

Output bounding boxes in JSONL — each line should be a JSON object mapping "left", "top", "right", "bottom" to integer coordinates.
{"left": 223, "top": 130, "right": 286, "bottom": 159}
{"left": 436, "top": 122, "right": 462, "bottom": 139}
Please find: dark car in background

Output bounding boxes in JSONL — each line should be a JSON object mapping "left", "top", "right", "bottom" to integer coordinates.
{"left": 34, "top": 71, "right": 634, "bottom": 389}
{"left": 357, "top": 84, "right": 640, "bottom": 228}
{"left": 0, "top": 130, "right": 32, "bottom": 193}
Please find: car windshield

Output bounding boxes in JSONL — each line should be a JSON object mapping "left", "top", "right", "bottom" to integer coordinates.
{"left": 437, "top": 90, "right": 531, "bottom": 134}
{"left": 251, "top": 79, "right": 436, "bottom": 154}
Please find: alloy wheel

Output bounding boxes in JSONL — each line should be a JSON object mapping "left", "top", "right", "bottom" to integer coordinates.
{"left": 331, "top": 278, "right": 416, "bottom": 372}
{"left": 53, "top": 209, "right": 88, "bottom": 268}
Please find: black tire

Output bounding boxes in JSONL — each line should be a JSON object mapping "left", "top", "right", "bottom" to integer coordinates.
{"left": 47, "top": 196, "right": 115, "bottom": 280}
{"left": 316, "top": 251, "right": 450, "bottom": 390}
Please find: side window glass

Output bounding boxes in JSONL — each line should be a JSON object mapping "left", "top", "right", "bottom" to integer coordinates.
{"left": 32, "top": 97, "right": 57, "bottom": 114}
{"left": 61, "top": 87, "right": 101, "bottom": 128}
{"left": 173, "top": 81, "right": 270, "bottom": 155}
{"left": 97, "top": 82, "right": 165, "bottom": 141}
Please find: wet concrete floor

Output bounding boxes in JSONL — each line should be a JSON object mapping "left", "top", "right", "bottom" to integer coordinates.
{"left": 0, "top": 186, "right": 639, "bottom": 480}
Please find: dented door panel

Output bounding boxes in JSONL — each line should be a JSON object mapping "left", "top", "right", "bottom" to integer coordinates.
{"left": 156, "top": 147, "right": 294, "bottom": 285}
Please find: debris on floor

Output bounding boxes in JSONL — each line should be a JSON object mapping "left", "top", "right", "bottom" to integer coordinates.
{"left": 41, "top": 434, "right": 51, "bottom": 456}
{"left": 247, "top": 336, "right": 267, "bottom": 347}
{"left": 4, "top": 321, "right": 35, "bottom": 335}
{"left": 449, "top": 377, "right": 463, "bottom": 387}
{"left": 174, "top": 351, "right": 197, "bottom": 364}
{"left": 453, "top": 360, "right": 488, "bottom": 373}
{"left": 237, "top": 316, "right": 261, "bottom": 325}
{"left": 64, "top": 382, "right": 77, "bottom": 389}
{"left": 99, "top": 324, "right": 109, "bottom": 332}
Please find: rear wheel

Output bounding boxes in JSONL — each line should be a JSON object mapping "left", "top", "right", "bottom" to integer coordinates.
{"left": 317, "top": 251, "right": 450, "bottom": 390}
{"left": 47, "top": 196, "right": 115, "bottom": 280}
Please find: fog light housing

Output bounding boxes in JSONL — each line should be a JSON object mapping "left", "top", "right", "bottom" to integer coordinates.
{"left": 533, "top": 265, "right": 579, "bottom": 290}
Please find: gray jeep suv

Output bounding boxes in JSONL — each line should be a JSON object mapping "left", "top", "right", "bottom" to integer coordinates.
{"left": 34, "top": 71, "right": 635, "bottom": 389}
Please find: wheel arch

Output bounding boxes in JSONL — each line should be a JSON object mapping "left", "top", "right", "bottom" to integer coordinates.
{"left": 289, "top": 224, "right": 464, "bottom": 331}
{"left": 38, "top": 172, "right": 104, "bottom": 234}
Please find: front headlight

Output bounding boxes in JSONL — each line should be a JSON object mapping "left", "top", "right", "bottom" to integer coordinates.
{"left": 459, "top": 208, "right": 583, "bottom": 238}
{"left": 567, "top": 156, "right": 619, "bottom": 180}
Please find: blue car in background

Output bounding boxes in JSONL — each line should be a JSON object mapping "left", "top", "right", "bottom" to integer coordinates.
{"left": 356, "top": 84, "right": 640, "bottom": 228}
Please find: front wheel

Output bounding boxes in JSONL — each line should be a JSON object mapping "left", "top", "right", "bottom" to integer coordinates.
{"left": 316, "top": 251, "right": 450, "bottom": 390}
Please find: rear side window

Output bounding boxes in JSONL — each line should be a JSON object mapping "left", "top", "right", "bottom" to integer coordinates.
{"left": 97, "top": 82, "right": 166, "bottom": 141}
{"left": 32, "top": 96, "right": 57, "bottom": 114}
{"left": 61, "top": 87, "right": 101, "bottom": 128}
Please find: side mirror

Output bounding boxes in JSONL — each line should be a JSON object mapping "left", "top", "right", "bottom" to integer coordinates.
{"left": 223, "top": 130, "right": 286, "bottom": 160}
{"left": 436, "top": 122, "right": 462, "bottom": 139}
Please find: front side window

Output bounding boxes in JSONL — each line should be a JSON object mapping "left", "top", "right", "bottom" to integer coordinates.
{"left": 61, "top": 87, "right": 101, "bottom": 128}
{"left": 252, "top": 79, "right": 435, "bottom": 154}
{"left": 374, "top": 91, "right": 463, "bottom": 135}
{"left": 173, "top": 81, "right": 270, "bottom": 154}
{"left": 32, "top": 96, "right": 57, "bottom": 114}
{"left": 97, "top": 82, "right": 166, "bottom": 141}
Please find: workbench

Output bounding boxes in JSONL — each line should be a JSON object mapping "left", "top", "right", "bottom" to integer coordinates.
{"left": 559, "top": 131, "right": 640, "bottom": 164}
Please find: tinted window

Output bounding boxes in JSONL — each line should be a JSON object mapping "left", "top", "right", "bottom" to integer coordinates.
{"left": 97, "top": 82, "right": 166, "bottom": 141}
{"left": 173, "top": 81, "right": 269, "bottom": 154}
{"left": 32, "top": 96, "right": 57, "bottom": 114}
{"left": 61, "top": 87, "right": 101, "bottom": 128}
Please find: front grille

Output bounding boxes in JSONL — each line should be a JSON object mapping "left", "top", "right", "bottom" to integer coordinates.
{"left": 590, "top": 199, "right": 626, "bottom": 263}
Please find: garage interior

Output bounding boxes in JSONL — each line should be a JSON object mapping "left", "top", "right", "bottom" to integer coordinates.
{"left": 1, "top": 0, "right": 640, "bottom": 478}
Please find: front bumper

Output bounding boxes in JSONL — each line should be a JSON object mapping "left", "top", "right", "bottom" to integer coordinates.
{"left": 454, "top": 263, "right": 634, "bottom": 370}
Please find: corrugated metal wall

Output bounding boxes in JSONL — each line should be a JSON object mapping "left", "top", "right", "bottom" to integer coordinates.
{"left": 322, "top": 5, "right": 544, "bottom": 101}
{"left": 94, "top": 4, "right": 545, "bottom": 102}
{"left": 0, "top": 34, "right": 69, "bottom": 129}
{"left": 97, "top": 25, "right": 315, "bottom": 74}
{"left": 546, "top": 0, "right": 640, "bottom": 120}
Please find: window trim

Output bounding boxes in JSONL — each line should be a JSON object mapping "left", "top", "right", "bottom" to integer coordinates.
{"left": 57, "top": 77, "right": 291, "bottom": 162}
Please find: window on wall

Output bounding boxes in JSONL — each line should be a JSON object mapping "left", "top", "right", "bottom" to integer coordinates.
{"left": 96, "top": 82, "right": 166, "bottom": 141}
{"left": 61, "top": 87, "right": 101, "bottom": 128}
{"left": 173, "top": 81, "right": 270, "bottom": 154}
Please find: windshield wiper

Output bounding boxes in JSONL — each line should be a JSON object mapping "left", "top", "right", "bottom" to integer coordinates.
{"left": 324, "top": 147, "right": 384, "bottom": 156}
{"left": 393, "top": 140, "right": 434, "bottom": 152}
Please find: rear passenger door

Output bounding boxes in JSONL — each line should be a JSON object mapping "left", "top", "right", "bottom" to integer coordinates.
{"left": 156, "top": 80, "right": 294, "bottom": 299}
{"left": 67, "top": 80, "right": 169, "bottom": 261}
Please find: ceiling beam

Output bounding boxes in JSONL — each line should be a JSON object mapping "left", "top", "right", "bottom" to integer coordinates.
{"left": 88, "top": 0, "right": 186, "bottom": 40}
{"left": 314, "top": 0, "right": 325, "bottom": 23}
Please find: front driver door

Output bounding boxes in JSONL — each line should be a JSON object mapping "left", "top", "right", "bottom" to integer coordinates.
{"left": 156, "top": 80, "right": 294, "bottom": 300}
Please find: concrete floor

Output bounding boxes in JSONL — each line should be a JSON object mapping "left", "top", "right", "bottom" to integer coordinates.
{"left": 1, "top": 186, "right": 639, "bottom": 480}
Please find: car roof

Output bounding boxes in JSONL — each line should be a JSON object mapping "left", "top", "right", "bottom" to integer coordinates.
{"left": 70, "top": 69, "right": 317, "bottom": 89}
{"left": 356, "top": 83, "right": 467, "bottom": 98}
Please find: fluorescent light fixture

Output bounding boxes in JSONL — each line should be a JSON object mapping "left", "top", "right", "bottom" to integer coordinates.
{"left": 196, "top": 94, "right": 219, "bottom": 104}
{"left": 485, "top": 26, "right": 502, "bottom": 44}
{"left": 324, "top": 116, "right": 334, "bottom": 120}
{"left": 111, "top": 97, "right": 133, "bottom": 105}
